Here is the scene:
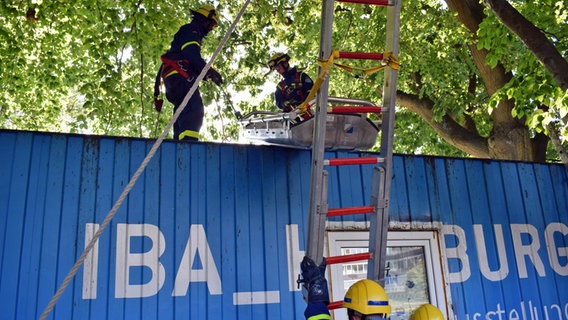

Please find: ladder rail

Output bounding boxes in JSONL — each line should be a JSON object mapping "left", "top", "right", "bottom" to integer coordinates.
{"left": 367, "top": 0, "right": 401, "bottom": 286}
{"left": 306, "top": 0, "right": 335, "bottom": 265}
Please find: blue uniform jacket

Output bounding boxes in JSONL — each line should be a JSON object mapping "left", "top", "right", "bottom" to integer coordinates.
{"left": 166, "top": 20, "right": 208, "bottom": 76}
{"left": 275, "top": 67, "right": 314, "bottom": 112}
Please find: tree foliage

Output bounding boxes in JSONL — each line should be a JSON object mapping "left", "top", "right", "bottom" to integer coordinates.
{"left": 0, "top": 0, "right": 566, "bottom": 162}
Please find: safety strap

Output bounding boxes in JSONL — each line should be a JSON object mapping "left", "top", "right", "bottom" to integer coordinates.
{"left": 296, "top": 71, "right": 306, "bottom": 101}
{"left": 295, "top": 50, "right": 400, "bottom": 114}
{"left": 279, "top": 71, "right": 305, "bottom": 100}
{"left": 153, "top": 55, "right": 195, "bottom": 113}
{"left": 153, "top": 64, "right": 165, "bottom": 112}
{"left": 295, "top": 51, "right": 339, "bottom": 114}
{"left": 154, "top": 64, "right": 162, "bottom": 97}
{"left": 334, "top": 51, "right": 400, "bottom": 77}
{"left": 160, "top": 54, "right": 193, "bottom": 80}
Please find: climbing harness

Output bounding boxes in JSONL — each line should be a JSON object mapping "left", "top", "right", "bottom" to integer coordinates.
{"left": 153, "top": 54, "right": 197, "bottom": 112}
{"left": 160, "top": 54, "right": 196, "bottom": 81}
{"left": 278, "top": 69, "right": 308, "bottom": 111}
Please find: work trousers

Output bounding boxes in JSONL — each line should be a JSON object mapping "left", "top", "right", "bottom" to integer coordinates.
{"left": 164, "top": 74, "right": 204, "bottom": 141}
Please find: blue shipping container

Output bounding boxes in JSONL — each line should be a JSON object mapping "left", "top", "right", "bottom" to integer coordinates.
{"left": 0, "top": 130, "right": 566, "bottom": 319}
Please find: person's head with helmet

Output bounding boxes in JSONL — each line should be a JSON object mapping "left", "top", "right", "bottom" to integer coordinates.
{"left": 409, "top": 303, "right": 445, "bottom": 320}
{"left": 267, "top": 52, "right": 291, "bottom": 76}
{"left": 343, "top": 279, "right": 391, "bottom": 320}
{"left": 190, "top": 4, "right": 219, "bottom": 33}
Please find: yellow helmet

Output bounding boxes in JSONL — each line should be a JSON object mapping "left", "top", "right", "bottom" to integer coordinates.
{"left": 267, "top": 53, "right": 290, "bottom": 70}
{"left": 409, "top": 304, "right": 445, "bottom": 320}
{"left": 191, "top": 4, "right": 219, "bottom": 25}
{"left": 343, "top": 279, "right": 391, "bottom": 316}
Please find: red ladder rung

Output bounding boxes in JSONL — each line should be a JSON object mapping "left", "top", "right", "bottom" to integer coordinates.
{"left": 336, "top": 0, "right": 391, "bottom": 6}
{"left": 326, "top": 252, "right": 372, "bottom": 265}
{"left": 328, "top": 206, "right": 374, "bottom": 217}
{"left": 329, "top": 106, "right": 382, "bottom": 114}
{"left": 328, "top": 300, "right": 344, "bottom": 310}
{"left": 324, "top": 157, "right": 383, "bottom": 166}
{"left": 338, "top": 51, "right": 384, "bottom": 60}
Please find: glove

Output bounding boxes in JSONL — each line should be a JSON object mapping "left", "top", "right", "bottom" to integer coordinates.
{"left": 154, "top": 96, "right": 164, "bottom": 113}
{"left": 205, "top": 68, "right": 223, "bottom": 86}
{"left": 301, "top": 256, "right": 329, "bottom": 304}
{"left": 283, "top": 100, "right": 300, "bottom": 110}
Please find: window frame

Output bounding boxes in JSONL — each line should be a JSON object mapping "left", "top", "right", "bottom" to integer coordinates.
{"left": 326, "top": 231, "right": 449, "bottom": 319}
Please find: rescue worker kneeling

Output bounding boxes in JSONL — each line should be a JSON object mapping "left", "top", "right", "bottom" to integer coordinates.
{"left": 301, "top": 256, "right": 391, "bottom": 320}
{"left": 155, "top": 4, "right": 223, "bottom": 141}
{"left": 267, "top": 53, "right": 314, "bottom": 120}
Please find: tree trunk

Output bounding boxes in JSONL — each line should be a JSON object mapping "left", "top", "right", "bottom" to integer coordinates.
{"left": 482, "top": 0, "right": 568, "bottom": 167}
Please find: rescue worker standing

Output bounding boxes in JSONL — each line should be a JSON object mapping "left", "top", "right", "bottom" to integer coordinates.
{"left": 267, "top": 53, "right": 314, "bottom": 113}
{"left": 301, "top": 256, "right": 391, "bottom": 320}
{"left": 159, "top": 4, "right": 223, "bottom": 141}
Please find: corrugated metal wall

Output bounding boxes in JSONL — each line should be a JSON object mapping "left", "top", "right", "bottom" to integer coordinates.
{"left": 1, "top": 130, "right": 567, "bottom": 319}
{"left": 430, "top": 157, "right": 568, "bottom": 320}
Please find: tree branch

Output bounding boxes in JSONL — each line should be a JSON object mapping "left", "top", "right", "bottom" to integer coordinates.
{"left": 397, "top": 91, "right": 490, "bottom": 158}
{"left": 547, "top": 122, "right": 568, "bottom": 170}
{"left": 463, "top": 72, "right": 478, "bottom": 133}
{"left": 482, "top": 0, "right": 568, "bottom": 91}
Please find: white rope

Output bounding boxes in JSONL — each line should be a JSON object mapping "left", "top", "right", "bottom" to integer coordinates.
{"left": 39, "top": 1, "right": 251, "bottom": 318}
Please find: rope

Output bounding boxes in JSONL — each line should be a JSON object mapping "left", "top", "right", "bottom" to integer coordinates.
{"left": 38, "top": 1, "right": 252, "bottom": 318}
{"left": 295, "top": 50, "right": 399, "bottom": 114}
{"left": 211, "top": 83, "right": 229, "bottom": 141}
{"left": 219, "top": 85, "right": 243, "bottom": 120}
{"left": 334, "top": 51, "right": 400, "bottom": 76}
{"left": 295, "top": 50, "right": 340, "bottom": 114}
{"left": 153, "top": 110, "right": 161, "bottom": 138}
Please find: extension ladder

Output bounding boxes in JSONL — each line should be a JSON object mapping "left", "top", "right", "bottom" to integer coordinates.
{"left": 303, "top": 0, "right": 401, "bottom": 310}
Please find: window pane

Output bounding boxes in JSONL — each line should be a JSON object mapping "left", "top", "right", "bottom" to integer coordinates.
{"left": 339, "top": 246, "right": 430, "bottom": 320}
{"left": 385, "top": 246, "right": 429, "bottom": 320}
{"left": 341, "top": 247, "right": 368, "bottom": 290}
